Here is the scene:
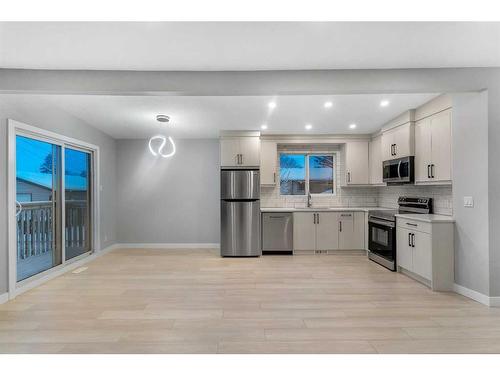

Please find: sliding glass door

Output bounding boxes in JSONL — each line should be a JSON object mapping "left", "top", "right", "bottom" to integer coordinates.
{"left": 15, "top": 133, "right": 94, "bottom": 282}
{"left": 64, "top": 147, "right": 92, "bottom": 260}
{"left": 16, "top": 135, "right": 62, "bottom": 281}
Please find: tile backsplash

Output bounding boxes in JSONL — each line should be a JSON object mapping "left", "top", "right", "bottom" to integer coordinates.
{"left": 260, "top": 143, "right": 453, "bottom": 215}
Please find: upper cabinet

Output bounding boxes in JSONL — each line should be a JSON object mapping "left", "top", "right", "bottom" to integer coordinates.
{"left": 369, "top": 135, "right": 383, "bottom": 184}
{"left": 381, "top": 122, "right": 415, "bottom": 161}
{"left": 260, "top": 140, "right": 278, "bottom": 185}
{"left": 220, "top": 136, "right": 261, "bottom": 167}
{"left": 345, "top": 141, "right": 369, "bottom": 185}
{"left": 415, "top": 108, "right": 452, "bottom": 184}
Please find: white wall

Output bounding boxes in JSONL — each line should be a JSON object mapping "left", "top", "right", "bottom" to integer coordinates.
{"left": 116, "top": 139, "right": 219, "bottom": 244}
{"left": 0, "top": 96, "right": 118, "bottom": 294}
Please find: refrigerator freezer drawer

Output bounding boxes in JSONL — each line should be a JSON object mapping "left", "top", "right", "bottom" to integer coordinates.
{"left": 220, "top": 169, "right": 260, "bottom": 200}
{"left": 220, "top": 200, "right": 261, "bottom": 257}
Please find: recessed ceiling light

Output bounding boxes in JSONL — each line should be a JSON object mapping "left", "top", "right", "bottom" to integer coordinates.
{"left": 305, "top": 124, "right": 313, "bottom": 130}
{"left": 268, "top": 101, "right": 277, "bottom": 109}
{"left": 261, "top": 124, "right": 268, "bottom": 130}
{"left": 156, "top": 114, "right": 170, "bottom": 123}
{"left": 380, "top": 100, "right": 390, "bottom": 107}
{"left": 324, "top": 101, "right": 333, "bottom": 108}
{"left": 349, "top": 123, "right": 357, "bottom": 129}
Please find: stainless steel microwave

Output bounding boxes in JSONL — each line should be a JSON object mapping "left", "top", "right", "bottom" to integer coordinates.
{"left": 382, "top": 156, "right": 414, "bottom": 184}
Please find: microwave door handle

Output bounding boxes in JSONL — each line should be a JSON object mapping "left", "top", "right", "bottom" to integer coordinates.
{"left": 397, "top": 160, "right": 401, "bottom": 179}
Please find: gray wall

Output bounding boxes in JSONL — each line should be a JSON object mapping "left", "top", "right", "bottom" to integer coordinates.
{"left": 452, "top": 92, "right": 490, "bottom": 295}
{"left": 0, "top": 96, "right": 117, "bottom": 294}
{"left": 116, "top": 139, "right": 219, "bottom": 244}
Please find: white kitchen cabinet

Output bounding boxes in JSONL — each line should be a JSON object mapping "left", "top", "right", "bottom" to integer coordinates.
{"left": 239, "top": 137, "right": 261, "bottom": 166}
{"left": 220, "top": 136, "right": 261, "bottom": 167}
{"left": 293, "top": 211, "right": 364, "bottom": 252}
{"left": 338, "top": 212, "right": 365, "bottom": 250}
{"left": 381, "top": 122, "right": 414, "bottom": 161}
{"left": 412, "top": 230, "right": 432, "bottom": 280}
{"left": 345, "top": 141, "right": 369, "bottom": 185}
{"left": 396, "top": 217, "right": 454, "bottom": 291}
{"left": 316, "top": 212, "right": 339, "bottom": 251}
{"left": 414, "top": 109, "right": 452, "bottom": 184}
{"left": 293, "top": 212, "right": 317, "bottom": 251}
{"left": 260, "top": 140, "right": 277, "bottom": 185}
{"left": 415, "top": 117, "right": 432, "bottom": 182}
{"left": 396, "top": 227, "right": 413, "bottom": 271}
{"left": 220, "top": 138, "right": 241, "bottom": 166}
{"left": 369, "top": 135, "right": 383, "bottom": 184}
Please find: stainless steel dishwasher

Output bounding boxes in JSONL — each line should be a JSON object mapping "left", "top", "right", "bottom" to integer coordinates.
{"left": 262, "top": 212, "right": 293, "bottom": 254}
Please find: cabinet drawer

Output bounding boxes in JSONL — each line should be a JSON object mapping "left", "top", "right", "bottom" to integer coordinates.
{"left": 397, "top": 219, "right": 431, "bottom": 234}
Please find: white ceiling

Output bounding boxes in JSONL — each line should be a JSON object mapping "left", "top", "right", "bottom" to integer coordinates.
{"left": 0, "top": 22, "right": 499, "bottom": 70}
{"left": 2, "top": 93, "right": 439, "bottom": 138}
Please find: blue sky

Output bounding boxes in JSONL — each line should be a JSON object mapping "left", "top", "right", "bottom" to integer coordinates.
{"left": 16, "top": 135, "right": 89, "bottom": 189}
{"left": 280, "top": 154, "right": 334, "bottom": 181}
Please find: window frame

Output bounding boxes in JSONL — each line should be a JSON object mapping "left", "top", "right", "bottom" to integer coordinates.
{"left": 279, "top": 151, "right": 336, "bottom": 197}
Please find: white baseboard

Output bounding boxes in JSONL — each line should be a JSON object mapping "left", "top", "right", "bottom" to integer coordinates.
{"left": 0, "top": 292, "right": 8, "bottom": 304}
{"left": 5, "top": 243, "right": 119, "bottom": 302}
{"left": 453, "top": 283, "right": 491, "bottom": 306}
{"left": 490, "top": 296, "right": 500, "bottom": 307}
{"left": 115, "top": 243, "right": 220, "bottom": 249}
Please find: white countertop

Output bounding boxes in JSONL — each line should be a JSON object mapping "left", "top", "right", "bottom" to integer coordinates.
{"left": 261, "top": 207, "right": 391, "bottom": 213}
{"left": 395, "top": 213, "right": 455, "bottom": 223}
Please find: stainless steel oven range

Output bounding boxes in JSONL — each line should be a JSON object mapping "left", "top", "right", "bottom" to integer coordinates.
{"left": 368, "top": 196, "right": 432, "bottom": 271}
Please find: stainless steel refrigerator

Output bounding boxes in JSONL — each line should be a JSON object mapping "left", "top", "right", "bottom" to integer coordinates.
{"left": 220, "top": 169, "right": 261, "bottom": 257}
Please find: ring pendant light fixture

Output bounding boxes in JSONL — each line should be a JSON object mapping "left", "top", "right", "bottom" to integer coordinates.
{"left": 148, "top": 114, "right": 176, "bottom": 158}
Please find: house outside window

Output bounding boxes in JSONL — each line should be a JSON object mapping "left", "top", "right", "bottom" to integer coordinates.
{"left": 279, "top": 153, "right": 335, "bottom": 196}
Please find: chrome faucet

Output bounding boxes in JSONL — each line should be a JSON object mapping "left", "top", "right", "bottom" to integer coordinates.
{"left": 307, "top": 192, "right": 312, "bottom": 208}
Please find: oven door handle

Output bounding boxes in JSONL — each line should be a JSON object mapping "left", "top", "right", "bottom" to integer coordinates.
{"left": 368, "top": 218, "right": 395, "bottom": 228}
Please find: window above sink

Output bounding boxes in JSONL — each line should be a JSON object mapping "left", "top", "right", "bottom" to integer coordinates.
{"left": 279, "top": 153, "right": 336, "bottom": 196}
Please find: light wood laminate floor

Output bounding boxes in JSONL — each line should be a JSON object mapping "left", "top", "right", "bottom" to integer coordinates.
{"left": 1, "top": 249, "right": 500, "bottom": 354}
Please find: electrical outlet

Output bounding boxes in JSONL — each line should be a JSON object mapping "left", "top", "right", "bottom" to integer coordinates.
{"left": 464, "top": 196, "right": 474, "bottom": 208}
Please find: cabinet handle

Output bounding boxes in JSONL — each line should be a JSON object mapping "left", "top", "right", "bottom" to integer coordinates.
{"left": 411, "top": 233, "right": 415, "bottom": 247}
{"left": 313, "top": 213, "right": 316, "bottom": 224}
{"left": 431, "top": 164, "right": 435, "bottom": 178}
{"left": 427, "top": 164, "right": 431, "bottom": 179}
{"left": 273, "top": 172, "right": 276, "bottom": 183}
{"left": 240, "top": 154, "right": 244, "bottom": 165}
{"left": 347, "top": 171, "right": 351, "bottom": 183}
{"left": 317, "top": 213, "right": 320, "bottom": 224}
{"left": 390, "top": 144, "right": 393, "bottom": 156}
{"left": 408, "top": 232, "right": 412, "bottom": 247}
{"left": 406, "top": 222, "right": 418, "bottom": 227}
{"left": 394, "top": 144, "right": 397, "bottom": 156}
{"left": 339, "top": 221, "right": 342, "bottom": 232}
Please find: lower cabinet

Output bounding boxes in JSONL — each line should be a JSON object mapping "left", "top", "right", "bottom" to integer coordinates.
{"left": 338, "top": 212, "right": 365, "bottom": 250}
{"left": 396, "top": 217, "right": 454, "bottom": 291}
{"left": 293, "top": 211, "right": 364, "bottom": 252}
{"left": 316, "top": 212, "right": 340, "bottom": 251}
{"left": 293, "top": 212, "right": 318, "bottom": 251}
{"left": 397, "top": 227, "right": 431, "bottom": 280}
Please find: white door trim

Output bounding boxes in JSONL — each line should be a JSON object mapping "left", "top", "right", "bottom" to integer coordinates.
{"left": 7, "top": 119, "right": 101, "bottom": 299}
